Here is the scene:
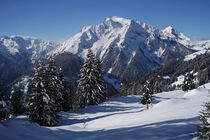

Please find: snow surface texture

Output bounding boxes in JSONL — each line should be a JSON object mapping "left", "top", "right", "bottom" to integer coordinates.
{"left": 1, "top": 83, "right": 210, "bottom": 140}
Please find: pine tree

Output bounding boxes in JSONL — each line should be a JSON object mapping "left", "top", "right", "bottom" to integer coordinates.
{"left": 140, "top": 81, "right": 153, "bottom": 110}
{"left": 182, "top": 73, "right": 195, "bottom": 91}
{"left": 45, "top": 57, "right": 64, "bottom": 111}
{"left": 94, "top": 58, "right": 106, "bottom": 102}
{"left": 197, "top": 100, "right": 210, "bottom": 139}
{"left": 27, "top": 61, "right": 59, "bottom": 126}
{"left": 0, "top": 90, "right": 10, "bottom": 121}
{"left": 10, "top": 87, "right": 22, "bottom": 116}
{"left": 76, "top": 49, "right": 100, "bottom": 108}
{"left": 27, "top": 92, "right": 59, "bottom": 126}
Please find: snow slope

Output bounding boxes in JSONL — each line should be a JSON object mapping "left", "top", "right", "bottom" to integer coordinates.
{"left": 1, "top": 83, "right": 210, "bottom": 140}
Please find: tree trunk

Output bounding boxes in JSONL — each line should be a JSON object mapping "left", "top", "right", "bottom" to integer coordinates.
{"left": 146, "top": 104, "right": 149, "bottom": 110}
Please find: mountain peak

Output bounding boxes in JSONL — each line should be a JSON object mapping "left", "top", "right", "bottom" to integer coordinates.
{"left": 162, "top": 26, "right": 190, "bottom": 42}
{"left": 162, "top": 26, "right": 176, "bottom": 34}
{"left": 104, "top": 16, "right": 131, "bottom": 25}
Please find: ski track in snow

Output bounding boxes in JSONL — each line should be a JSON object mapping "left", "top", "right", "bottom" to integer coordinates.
{"left": 1, "top": 83, "right": 210, "bottom": 140}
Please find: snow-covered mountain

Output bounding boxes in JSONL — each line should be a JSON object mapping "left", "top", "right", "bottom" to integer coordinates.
{"left": 162, "top": 26, "right": 210, "bottom": 50}
{"left": 0, "top": 35, "right": 59, "bottom": 63}
{"left": 161, "top": 26, "right": 190, "bottom": 46}
{"left": 161, "top": 26, "right": 210, "bottom": 62}
{"left": 51, "top": 16, "right": 193, "bottom": 82}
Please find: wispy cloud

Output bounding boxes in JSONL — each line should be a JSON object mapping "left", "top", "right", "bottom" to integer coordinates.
{"left": 190, "top": 36, "right": 209, "bottom": 41}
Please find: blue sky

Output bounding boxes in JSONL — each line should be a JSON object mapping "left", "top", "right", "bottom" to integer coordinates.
{"left": 0, "top": 0, "right": 210, "bottom": 40}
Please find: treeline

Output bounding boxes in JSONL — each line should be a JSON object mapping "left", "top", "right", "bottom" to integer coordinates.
{"left": 0, "top": 49, "right": 107, "bottom": 126}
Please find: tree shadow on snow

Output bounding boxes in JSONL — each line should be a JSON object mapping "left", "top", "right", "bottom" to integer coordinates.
{"left": 53, "top": 117, "right": 199, "bottom": 140}
{"left": 58, "top": 108, "right": 144, "bottom": 126}
{"left": 152, "top": 96, "right": 189, "bottom": 104}
{"left": 69, "top": 96, "right": 142, "bottom": 115}
{"left": 106, "top": 96, "right": 140, "bottom": 104}
{"left": 57, "top": 96, "right": 145, "bottom": 126}
{"left": 84, "top": 105, "right": 141, "bottom": 114}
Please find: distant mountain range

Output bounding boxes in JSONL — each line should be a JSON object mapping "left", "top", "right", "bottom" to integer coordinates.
{"left": 0, "top": 16, "right": 209, "bottom": 92}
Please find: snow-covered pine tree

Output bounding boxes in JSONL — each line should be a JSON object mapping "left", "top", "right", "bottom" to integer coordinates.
{"left": 27, "top": 61, "right": 59, "bottom": 126}
{"left": 94, "top": 58, "right": 106, "bottom": 102}
{"left": 45, "top": 57, "right": 64, "bottom": 111}
{"left": 0, "top": 92, "right": 10, "bottom": 121}
{"left": 76, "top": 49, "right": 100, "bottom": 109}
{"left": 182, "top": 73, "right": 195, "bottom": 91}
{"left": 140, "top": 81, "right": 153, "bottom": 110}
{"left": 10, "top": 87, "right": 22, "bottom": 116}
{"left": 198, "top": 100, "right": 210, "bottom": 139}
{"left": 27, "top": 92, "right": 59, "bottom": 126}
{"left": 182, "top": 73, "right": 189, "bottom": 91}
